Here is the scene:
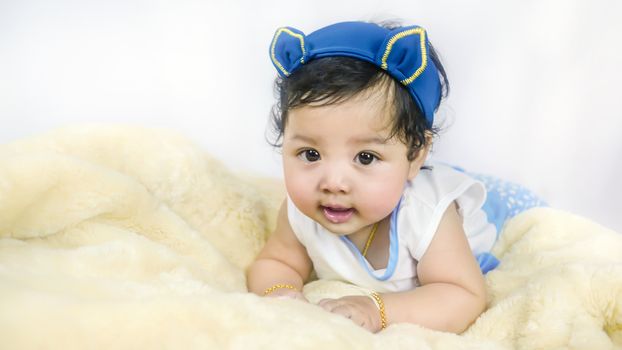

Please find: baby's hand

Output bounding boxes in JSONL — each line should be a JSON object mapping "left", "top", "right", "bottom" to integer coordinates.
{"left": 318, "top": 295, "right": 381, "bottom": 332}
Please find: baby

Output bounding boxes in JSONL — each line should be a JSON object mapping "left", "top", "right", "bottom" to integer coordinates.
{"left": 247, "top": 21, "right": 545, "bottom": 333}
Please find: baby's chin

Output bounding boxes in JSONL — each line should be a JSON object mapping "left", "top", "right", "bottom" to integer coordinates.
{"left": 315, "top": 215, "right": 365, "bottom": 236}
{"left": 318, "top": 223, "right": 356, "bottom": 236}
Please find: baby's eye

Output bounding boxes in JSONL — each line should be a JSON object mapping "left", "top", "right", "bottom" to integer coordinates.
{"left": 298, "top": 149, "right": 321, "bottom": 162}
{"left": 356, "top": 152, "right": 377, "bottom": 165}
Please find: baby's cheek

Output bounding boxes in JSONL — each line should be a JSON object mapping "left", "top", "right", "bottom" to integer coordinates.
{"left": 365, "top": 182, "right": 404, "bottom": 215}
{"left": 285, "top": 177, "right": 315, "bottom": 209}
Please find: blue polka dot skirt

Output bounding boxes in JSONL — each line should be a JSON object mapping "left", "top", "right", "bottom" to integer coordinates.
{"left": 466, "top": 171, "right": 548, "bottom": 234}
{"left": 452, "top": 167, "right": 547, "bottom": 274}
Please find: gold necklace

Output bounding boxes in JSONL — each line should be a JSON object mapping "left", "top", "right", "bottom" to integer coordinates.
{"left": 361, "top": 222, "right": 379, "bottom": 257}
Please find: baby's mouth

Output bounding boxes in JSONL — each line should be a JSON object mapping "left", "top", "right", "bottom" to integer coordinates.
{"left": 321, "top": 206, "right": 354, "bottom": 224}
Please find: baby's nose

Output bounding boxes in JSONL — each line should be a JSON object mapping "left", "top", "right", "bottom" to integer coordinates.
{"left": 319, "top": 164, "right": 350, "bottom": 194}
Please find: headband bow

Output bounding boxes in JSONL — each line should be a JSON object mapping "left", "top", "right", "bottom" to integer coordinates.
{"left": 269, "top": 21, "right": 442, "bottom": 127}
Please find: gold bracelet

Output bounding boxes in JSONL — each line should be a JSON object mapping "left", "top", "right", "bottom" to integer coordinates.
{"left": 263, "top": 284, "right": 297, "bottom": 295}
{"left": 370, "top": 292, "right": 388, "bottom": 330}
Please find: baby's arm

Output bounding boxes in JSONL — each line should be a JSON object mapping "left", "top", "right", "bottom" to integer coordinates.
{"left": 246, "top": 199, "right": 313, "bottom": 300}
{"left": 320, "top": 202, "right": 486, "bottom": 333}
{"left": 380, "top": 201, "right": 487, "bottom": 332}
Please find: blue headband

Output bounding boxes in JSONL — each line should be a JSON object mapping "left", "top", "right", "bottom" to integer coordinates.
{"left": 269, "top": 21, "right": 442, "bottom": 127}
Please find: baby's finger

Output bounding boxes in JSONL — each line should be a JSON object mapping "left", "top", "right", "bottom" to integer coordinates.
{"left": 329, "top": 304, "right": 355, "bottom": 319}
{"left": 317, "top": 298, "right": 337, "bottom": 310}
{"left": 295, "top": 294, "right": 309, "bottom": 302}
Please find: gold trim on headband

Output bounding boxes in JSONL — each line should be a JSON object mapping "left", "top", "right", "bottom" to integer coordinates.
{"left": 270, "top": 27, "right": 306, "bottom": 77}
{"left": 380, "top": 27, "right": 428, "bottom": 85}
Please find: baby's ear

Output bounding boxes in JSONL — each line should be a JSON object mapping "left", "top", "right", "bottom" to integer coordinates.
{"left": 424, "top": 130, "right": 434, "bottom": 146}
{"left": 407, "top": 139, "right": 432, "bottom": 180}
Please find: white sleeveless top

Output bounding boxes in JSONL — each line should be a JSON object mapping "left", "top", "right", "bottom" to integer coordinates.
{"left": 286, "top": 163, "right": 498, "bottom": 293}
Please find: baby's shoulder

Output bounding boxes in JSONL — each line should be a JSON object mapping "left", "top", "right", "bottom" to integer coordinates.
{"left": 404, "top": 163, "right": 476, "bottom": 208}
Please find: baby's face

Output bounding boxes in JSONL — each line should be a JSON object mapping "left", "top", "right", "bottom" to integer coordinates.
{"left": 282, "top": 89, "right": 426, "bottom": 237}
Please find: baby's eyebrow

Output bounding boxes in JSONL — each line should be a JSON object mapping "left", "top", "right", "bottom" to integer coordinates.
{"left": 352, "top": 136, "right": 389, "bottom": 145}
{"left": 288, "top": 134, "right": 389, "bottom": 145}
{"left": 289, "top": 134, "right": 316, "bottom": 144}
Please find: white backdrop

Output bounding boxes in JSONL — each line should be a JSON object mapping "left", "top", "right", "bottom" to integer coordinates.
{"left": 1, "top": 0, "right": 621, "bottom": 232}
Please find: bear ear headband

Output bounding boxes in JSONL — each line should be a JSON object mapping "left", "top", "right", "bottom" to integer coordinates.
{"left": 269, "top": 21, "right": 442, "bottom": 127}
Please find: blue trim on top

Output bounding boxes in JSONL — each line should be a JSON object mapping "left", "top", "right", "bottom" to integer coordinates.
{"left": 382, "top": 200, "right": 401, "bottom": 280}
{"left": 340, "top": 236, "right": 381, "bottom": 277}
{"left": 341, "top": 197, "right": 402, "bottom": 281}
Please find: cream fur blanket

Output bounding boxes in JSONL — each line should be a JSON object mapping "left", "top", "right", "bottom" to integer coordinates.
{"left": 1, "top": 125, "right": 621, "bottom": 350}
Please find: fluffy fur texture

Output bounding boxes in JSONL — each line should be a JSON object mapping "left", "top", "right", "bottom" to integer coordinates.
{"left": 0, "top": 125, "right": 620, "bottom": 349}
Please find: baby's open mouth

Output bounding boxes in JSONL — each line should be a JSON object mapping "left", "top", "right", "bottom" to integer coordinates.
{"left": 321, "top": 206, "right": 354, "bottom": 224}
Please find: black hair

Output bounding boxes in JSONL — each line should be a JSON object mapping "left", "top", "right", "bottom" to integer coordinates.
{"left": 267, "top": 24, "right": 449, "bottom": 161}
